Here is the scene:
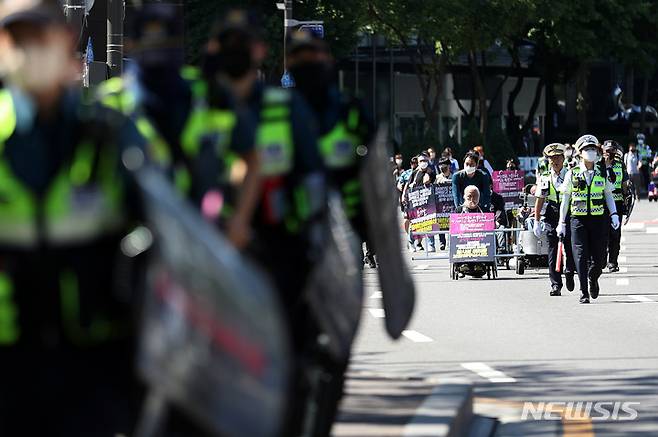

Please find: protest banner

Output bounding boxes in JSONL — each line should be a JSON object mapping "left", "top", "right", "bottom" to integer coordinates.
{"left": 406, "top": 186, "right": 438, "bottom": 233}
{"left": 492, "top": 170, "right": 525, "bottom": 210}
{"left": 449, "top": 213, "right": 496, "bottom": 263}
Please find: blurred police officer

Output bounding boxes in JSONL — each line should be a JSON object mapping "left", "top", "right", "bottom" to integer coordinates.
{"left": 0, "top": 1, "right": 148, "bottom": 434}
{"left": 558, "top": 135, "right": 619, "bottom": 304}
{"left": 286, "top": 28, "right": 377, "bottom": 269}
{"left": 534, "top": 143, "right": 576, "bottom": 296}
{"left": 98, "top": 3, "right": 260, "bottom": 250}
{"left": 203, "top": 10, "right": 329, "bottom": 436}
{"left": 284, "top": 27, "right": 376, "bottom": 434}
{"left": 602, "top": 140, "right": 628, "bottom": 272}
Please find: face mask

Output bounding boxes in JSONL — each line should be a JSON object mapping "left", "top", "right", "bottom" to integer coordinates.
{"left": 582, "top": 150, "right": 599, "bottom": 163}
{"left": 4, "top": 43, "right": 70, "bottom": 94}
{"left": 289, "top": 61, "right": 334, "bottom": 108}
{"left": 419, "top": 161, "right": 429, "bottom": 170}
{"left": 395, "top": 159, "right": 403, "bottom": 166}
{"left": 465, "top": 165, "right": 477, "bottom": 175}
{"left": 7, "top": 86, "right": 36, "bottom": 133}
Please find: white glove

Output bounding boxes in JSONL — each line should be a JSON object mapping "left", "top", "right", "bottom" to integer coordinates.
{"left": 556, "top": 221, "right": 566, "bottom": 237}
{"left": 611, "top": 214, "right": 620, "bottom": 230}
{"left": 533, "top": 219, "right": 542, "bottom": 238}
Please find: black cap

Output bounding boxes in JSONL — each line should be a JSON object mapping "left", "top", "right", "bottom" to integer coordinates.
{"left": 286, "top": 27, "right": 328, "bottom": 55}
{"left": 602, "top": 139, "right": 622, "bottom": 152}
{"left": 129, "top": 3, "right": 183, "bottom": 50}
{"left": 0, "top": 0, "right": 66, "bottom": 29}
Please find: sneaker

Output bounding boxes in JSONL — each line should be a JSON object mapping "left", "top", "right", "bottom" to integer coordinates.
{"left": 550, "top": 286, "right": 562, "bottom": 296}
{"left": 366, "top": 255, "right": 377, "bottom": 268}
{"left": 428, "top": 246, "right": 436, "bottom": 253}
{"left": 589, "top": 278, "right": 600, "bottom": 299}
{"left": 608, "top": 263, "right": 619, "bottom": 273}
{"left": 565, "top": 274, "right": 575, "bottom": 292}
{"left": 579, "top": 295, "right": 590, "bottom": 304}
{"left": 440, "top": 243, "right": 446, "bottom": 251}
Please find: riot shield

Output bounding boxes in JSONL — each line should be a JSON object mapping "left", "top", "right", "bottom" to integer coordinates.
{"left": 360, "top": 126, "right": 416, "bottom": 339}
{"left": 304, "top": 193, "right": 363, "bottom": 362}
{"left": 624, "top": 179, "right": 636, "bottom": 225}
{"left": 133, "top": 167, "right": 290, "bottom": 437}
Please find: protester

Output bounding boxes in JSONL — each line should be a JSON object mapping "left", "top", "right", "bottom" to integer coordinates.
{"left": 473, "top": 145, "right": 495, "bottom": 175}
{"left": 624, "top": 143, "right": 642, "bottom": 200}
{"left": 393, "top": 153, "right": 404, "bottom": 180}
{"left": 462, "top": 185, "right": 482, "bottom": 213}
{"left": 427, "top": 147, "right": 439, "bottom": 174}
{"left": 443, "top": 147, "right": 460, "bottom": 173}
{"left": 506, "top": 159, "right": 518, "bottom": 171}
{"left": 435, "top": 157, "right": 452, "bottom": 250}
{"left": 452, "top": 152, "right": 492, "bottom": 210}
{"left": 402, "top": 154, "right": 436, "bottom": 252}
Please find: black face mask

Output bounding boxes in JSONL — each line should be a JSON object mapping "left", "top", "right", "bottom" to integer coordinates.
{"left": 289, "top": 62, "right": 334, "bottom": 109}
{"left": 203, "top": 46, "right": 252, "bottom": 80}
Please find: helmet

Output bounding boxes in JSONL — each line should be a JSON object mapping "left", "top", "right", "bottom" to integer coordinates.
{"left": 637, "top": 133, "right": 646, "bottom": 142}
{"left": 129, "top": 3, "right": 183, "bottom": 50}
{"left": 286, "top": 27, "right": 328, "bottom": 55}
{"left": 574, "top": 134, "right": 600, "bottom": 153}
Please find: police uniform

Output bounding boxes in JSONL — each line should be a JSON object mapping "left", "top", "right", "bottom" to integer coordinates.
{"left": 602, "top": 141, "right": 628, "bottom": 272}
{"left": 0, "top": 86, "right": 147, "bottom": 435}
{"left": 97, "top": 4, "right": 255, "bottom": 216}
{"left": 536, "top": 144, "right": 576, "bottom": 295}
{"left": 559, "top": 135, "right": 618, "bottom": 303}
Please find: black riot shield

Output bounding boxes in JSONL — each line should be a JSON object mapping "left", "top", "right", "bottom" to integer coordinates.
{"left": 360, "top": 126, "right": 415, "bottom": 339}
{"left": 304, "top": 194, "right": 363, "bottom": 362}
{"left": 624, "top": 179, "right": 636, "bottom": 225}
{"left": 132, "top": 167, "right": 290, "bottom": 437}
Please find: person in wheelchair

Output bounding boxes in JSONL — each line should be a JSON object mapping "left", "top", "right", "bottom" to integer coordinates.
{"left": 456, "top": 185, "right": 488, "bottom": 278}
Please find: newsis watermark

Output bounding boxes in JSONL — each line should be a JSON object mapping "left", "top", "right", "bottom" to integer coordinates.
{"left": 521, "top": 401, "right": 640, "bottom": 421}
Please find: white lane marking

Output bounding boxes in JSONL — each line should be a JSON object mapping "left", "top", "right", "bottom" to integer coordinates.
{"left": 621, "top": 236, "right": 626, "bottom": 243}
{"left": 647, "top": 227, "right": 658, "bottom": 234}
{"left": 616, "top": 278, "right": 629, "bottom": 286}
{"left": 620, "top": 267, "right": 628, "bottom": 273}
{"left": 461, "top": 362, "right": 517, "bottom": 383}
{"left": 618, "top": 256, "right": 627, "bottom": 263}
{"left": 414, "top": 264, "right": 430, "bottom": 270}
{"left": 402, "top": 330, "right": 434, "bottom": 343}
{"left": 630, "top": 295, "right": 655, "bottom": 303}
{"left": 370, "top": 291, "right": 383, "bottom": 299}
{"left": 624, "top": 222, "right": 645, "bottom": 231}
{"left": 368, "top": 308, "right": 385, "bottom": 318}
{"left": 620, "top": 245, "right": 627, "bottom": 252}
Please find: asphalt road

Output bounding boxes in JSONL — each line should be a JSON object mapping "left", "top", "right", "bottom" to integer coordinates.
{"left": 345, "top": 200, "right": 658, "bottom": 436}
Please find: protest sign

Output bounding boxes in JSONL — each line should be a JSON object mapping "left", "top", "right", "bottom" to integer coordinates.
{"left": 492, "top": 170, "right": 525, "bottom": 210}
{"left": 449, "top": 213, "right": 496, "bottom": 263}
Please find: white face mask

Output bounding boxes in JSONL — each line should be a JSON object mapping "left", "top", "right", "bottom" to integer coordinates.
{"left": 582, "top": 150, "right": 599, "bottom": 163}
{"left": 465, "top": 165, "right": 477, "bottom": 175}
{"left": 395, "top": 159, "right": 403, "bottom": 166}
{"left": 419, "top": 161, "right": 429, "bottom": 170}
{"left": 3, "top": 43, "right": 70, "bottom": 94}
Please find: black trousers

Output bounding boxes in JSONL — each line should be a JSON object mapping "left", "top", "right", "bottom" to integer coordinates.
{"left": 546, "top": 221, "right": 576, "bottom": 289}
{"left": 607, "top": 221, "right": 622, "bottom": 265}
{"left": 570, "top": 215, "right": 609, "bottom": 296}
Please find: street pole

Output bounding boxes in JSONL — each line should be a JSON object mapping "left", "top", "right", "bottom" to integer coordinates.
{"left": 372, "top": 33, "right": 377, "bottom": 124}
{"left": 107, "top": 0, "right": 124, "bottom": 78}
{"left": 283, "top": 0, "right": 293, "bottom": 72}
{"left": 355, "top": 46, "right": 359, "bottom": 95}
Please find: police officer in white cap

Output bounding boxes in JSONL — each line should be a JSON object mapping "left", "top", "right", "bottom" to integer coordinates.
{"left": 534, "top": 143, "right": 576, "bottom": 296}
{"left": 557, "top": 135, "right": 620, "bottom": 303}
